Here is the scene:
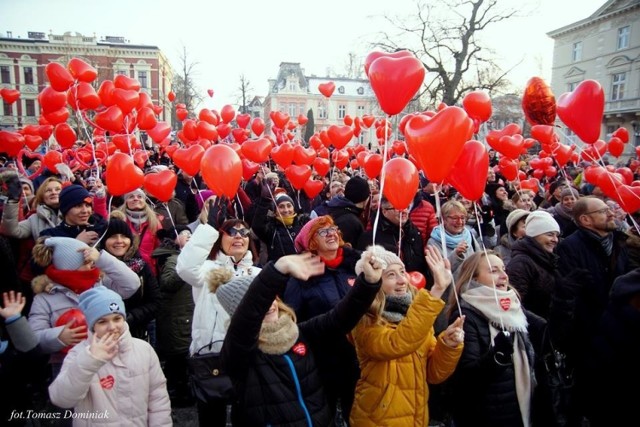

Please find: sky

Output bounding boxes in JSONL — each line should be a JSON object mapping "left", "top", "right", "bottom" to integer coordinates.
{"left": 0, "top": 0, "right": 608, "bottom": 111}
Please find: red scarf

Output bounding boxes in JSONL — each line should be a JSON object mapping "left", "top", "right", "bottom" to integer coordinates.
{"left": 320, "top": 247, "right": 344, "bottom": 269}
{"left": 45, "top": 265, "right": 101, "bottom": 294}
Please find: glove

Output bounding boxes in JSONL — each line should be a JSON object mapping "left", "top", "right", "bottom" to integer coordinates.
{"left": 493, "top": 331, "right": 514, "bottom": 365}
{"left": 5, "top": 175, "right": 23, "bottom": 201}
{"left": 207, "top": 197, "right": 228, "bottom": 229}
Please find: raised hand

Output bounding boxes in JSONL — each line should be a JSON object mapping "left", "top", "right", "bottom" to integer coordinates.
{"left": 77, "top": 230, "right": 99, "bottom": 246}
{"left": 89, "top": 331, "right": 119, "bottom": 361}
{"left": 0, "top": 291, "right": 26, "bottom": 319}
{"left": 80, "top": 246, "right": 100, "bottom": 264}
{"left": 5, "top": 175, "right": 23, "bottom": 201}
{"left": 274, "top": 252, "right": 325, "bottom": 280}
{"left": 425, "top": 245, "right": 452, "bottom": 299}
{"left": 58, "top": 319, "right": 88, "bottom": 347}
{"left": 441, "top": 316, "right": 465, "bottom": 348}
{"left": 359, "top": 250, "right": 384, "bottom": 284}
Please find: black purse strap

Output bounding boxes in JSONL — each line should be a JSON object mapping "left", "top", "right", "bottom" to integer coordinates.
{"left": 193, "top": 311, "right": 224, "bottom": 356}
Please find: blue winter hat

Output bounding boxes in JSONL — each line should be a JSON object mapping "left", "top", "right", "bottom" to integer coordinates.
{"left": 44, "top": 236, "right": 89, "bottom": 270}
{"left": 59, "top": 184, "right": 93, "bottom": 216}
{"left": 79, "top": 286, "right": 126, "bottom": 330}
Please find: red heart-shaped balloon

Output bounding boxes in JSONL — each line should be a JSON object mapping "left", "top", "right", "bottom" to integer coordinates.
{"left": 327, "top": 125, "right": 354, "bottom": 149}
{"left": 67, "top": 58, "right": 97, "bottom": 83}
{"left": 312, "top": 157, "right": 330, "bottom": 177}
{"left": 608, "top": 137, "right": 625, "bottom": 157}
{"left": 147, "top": 121, "right": 171, "bottom": 143}
{"left": 133, "top": 150, "right": 149, "bottom": 169}
{"left": 114, "top": 74, "right": 141, "bottom": 91}
{"left": 172, "top": 145, "right": 205, "bottom": 176}
{"left": 446, "top": 140, "right": 489, "bottom": 201}
{"left": 251, "top": 118, "right": 265, "bottom": 136}
{"left": 462, "top": 90, "right": 492, "bottom": 123}
{"left": 54, "top": 123, "right": 77, "bottom": 150}
{"left": 303, "top": 179, "right": 324, "bottom": 199}
{"left": 95, "top": 106, "right": 124, "bottom": 133}
{"left": 381, "top": 157, "right": 419, "bottom": 210}
{"left": 16, "top": 149, "right": 45, "bottom": 179}
{"left": 522, "top": 77, "right": 556, "bottom": 126}
{"left": 364, "top": 50, "right": 414, "bottom": 76}
{"left": 612, "top": 126, "right": 629, "bottom": 143}
{"left": 200, "top": 144, "right": 243, "bottom": 198}
{"left": 363, "top": 153, "right": 383, "bottom": 179}
{"left": 0, "top": 131, "right": 25, "bottom": 157}
{"left": 297, "top": 114, "right": 308, "bottom": 126}
{"left": 112, "top": 88, "right": 140, "bottom": 115}
{"left": 38, "top": 86, "right": 68, "bottom": 114}
{"left": 271, "top": 111, "right": 290, "bottom": 129}
{"left": 242, "top": 159, "right": 260, "bottom": 181}
{"left": 143, "top": 169, "right": 177, "bottom": 202}
{"left": 241, "top": 138, "right": 272, "bottom": 164}
{"left": 285, "top": 164, "right": 312, "bottom": 190}
{"left": 45, "top": 62, "right": 74, "bottom": 92}
{"left": 404, "top": 106, "right": 473, "bottom": 183}
{"left": 318, "top": 82, "right": 336, "bottom": 98}
{"left": 407, "top": 271, "right": 426, "bottom": 290}
{"left": 105, "top": 152, "right": 144, "bottom": 196}
{"left": 331, "top": 149, "right": 349, "bottom": 170}
{"left": 236, "top": 113, "right": 251, "bottom": 129}
{"left": 24, "top": 134, "right": 43, "bottom": 151}
{"left": 368, "top": 55, "right": 425, "bottom": 116}
{"left": 556, "top": 79, "right": 604, "bottom": 144}
{"left": 268, "top": 143, "right": 293, "bottom": 169}
{"left": 217, "top": 123, "right": 232, "bottom": 140}
{"left": 292, "top": 145, "right": 316, "bottom": 166}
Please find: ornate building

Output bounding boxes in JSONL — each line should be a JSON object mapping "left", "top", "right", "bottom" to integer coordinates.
{"left": 548, "top": 0, "right": 640, "bottom": 156}
{"left": 264, "top": 62, "right": 381, "bottom": 148}
{"left": 0, "top": 31, "right": 173, "bottom": 130}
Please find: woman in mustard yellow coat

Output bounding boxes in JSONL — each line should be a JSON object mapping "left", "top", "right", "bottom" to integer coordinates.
{"left": 350, "top": 245, "right": 464, "bottom": 426}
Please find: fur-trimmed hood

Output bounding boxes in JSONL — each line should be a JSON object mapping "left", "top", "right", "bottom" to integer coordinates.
{"left": 31, "top": 274, "right": 53, "bottom": 295}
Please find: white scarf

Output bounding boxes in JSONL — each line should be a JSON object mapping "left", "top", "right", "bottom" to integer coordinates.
{"left": 462, "top": 282, "right": 533, "bottom": 427}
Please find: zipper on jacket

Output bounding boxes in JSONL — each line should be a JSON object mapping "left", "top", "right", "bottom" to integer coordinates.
{"left": 283, "top": 354, "right": 313, "bottom": 427}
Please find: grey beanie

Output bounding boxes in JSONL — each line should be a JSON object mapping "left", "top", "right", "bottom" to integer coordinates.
{"left": 45, "top": 237, "right": 90, "bottom": 270}
{"left": 79, "top": 286, "right": 127, "bottom": 330}
{"left": 355, "top": 245, "right": 403, "bottom": 276}
{"left": 525, "top": 210, "right": 560, "bottom": 237}
{"left": 560, "top": 187, "right": 580, "bottom": 200}
{"left": 505, "top": 209, "right": 530, "bottom": 235}
{"left": 215, "top": 275, "right": 257, "bottom": 316}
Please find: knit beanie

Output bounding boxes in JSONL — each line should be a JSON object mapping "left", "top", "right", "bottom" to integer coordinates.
{"left": 45, "top": 237, "right": 89, "bottom": 270}
{"left": 78, "top": 286, "right": 127, "bottom": 331}
{"left": 214, "top": 275, "right": 256, "bottom": 316}
{"left": 505, "top": 209, "right": 530, "bottom": 235}
{"left": 124, "top": 188, "right": 145, "bottom": 201}
{"left": 560, "top": 187, "right": 580, "bottom": 200}
{"left": 355, "top": 245, "right": 403, "bottom": 276}
{"left": 59, "top": 185, "right": 93, "bottom": 216}
{"left": 103, "top": 218, "right": 133, "bottom": 242}
{"left": 294, "top": 217, "right": 323, "bottom": 252}
{"left": 525, "top": 210, "right": 560, "bottom": 237}
{"left": 344, "top": 176, "right": 371, "bottom": 204}
{"left": 274, "top": 192, "right": 294, "bottom": 207}
{"left": 19, "top": 176, "right": 34, "bottom": 194}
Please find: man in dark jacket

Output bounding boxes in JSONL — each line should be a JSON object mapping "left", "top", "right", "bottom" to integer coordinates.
{"left": 326, "top": 176, "right": 370, "bottom": 247}
{"left": 39, "top": 185, "right": 107, "bottom": 244}
{"left": 173, "top": 170, "right": 200, "bottom": 223}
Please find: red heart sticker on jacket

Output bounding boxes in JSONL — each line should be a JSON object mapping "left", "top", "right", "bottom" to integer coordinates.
{"left": 347, "top": 278, "right": 356, "bottom": 287}
{"left": 499, "top": 298, "right": 511, "bottom": 311}
{"left": 292, "top": 342, "right": 306, "bottom": 357}
{"left": 100, "top": 375, "right": 115, "bottom": 390}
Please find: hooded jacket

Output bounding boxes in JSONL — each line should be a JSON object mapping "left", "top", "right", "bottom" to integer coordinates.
{"left": 326, "top": 196, "right": 366, "bottom": 247}
{"left": 1, "top": 201, "right": 61, "bottom": 240}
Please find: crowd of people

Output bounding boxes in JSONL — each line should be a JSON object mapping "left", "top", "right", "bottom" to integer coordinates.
{"left": 0, "top": 147, "right": 639, "bottom": 427}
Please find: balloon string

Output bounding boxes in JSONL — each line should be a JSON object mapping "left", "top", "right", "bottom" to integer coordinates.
{"left": 372, "top": 113, "right": 390, "bottom": 247}
{"left": 473, "top": 202, "right": 505, "bottom": 330}
{"left": 92, "top": 196, "right": 113, "bottom": 249}
{"left": 72, "top": 84, "right": 101, "bottom": 180}
{"left": 163, "top": 202, "right": 178, "bottom": 238}
{"left": 257, "top": 164, "right": 297, "bottom": 252}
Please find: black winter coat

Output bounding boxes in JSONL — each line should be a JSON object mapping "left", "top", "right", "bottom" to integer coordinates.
{"left": 121, "top": 257, "right": 161, "bottom": 341}
{"left": 221, "top": 262, "right": 381, "bottom": 427}
{"left": 448, "top": 301, "right": 547, "bottom": 427}
{"left": 507, "top": 236, "right": 560, "bottom": 319}
{"left": 326, "top": 196, "right": 366, "bottom": 247}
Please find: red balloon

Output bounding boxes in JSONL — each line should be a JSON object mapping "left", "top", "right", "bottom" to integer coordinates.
{"left": 42, "top": 108, "right": 70, "bottom": 125}
{"left": 408, "top": 271, "right": 426, "bottom": 290}
{"left": 297, "top": 114, "right": 308, "bottom": 126}
{"left": 368, "top": 55, "right": 425, "bottom": 116}
{"left": 522, "top": 77, "right": 556, "bottom": 126}
{"left": 173, "top": 144, "right": 205, "bottom": 176}
{"left": 24, "top": 134, "right": 43, "bottom": 151}
{"left": 112, "top": 88, "right": 140, "bottom": 114}
{"left": 38, "top": 86, "right": 68, "bottom": 114}
{"left": 446, "top": 140, "right": 489, "bottom": 201}
{"left": 0, "top": 88, "right": 20, "bottom": 104}
{"left": 242, "top": 159, "right": 260, "bottom": 181}
{"left": 251, "top": 117, "right": 265, "bottom": 136}
{"left": 292, "top": 145, "right": 317, "bottom": 166}
{"left": 217, "top": 123, "right": 232, "bottom": 139}
{"left": 106, "top": 152, "right": 144, "bottom": 196}
{"left": 236, "top": 113, "right": 251, "bottom": 129}
{"left": 113, "top": 74, "right": 141, "bottom": 91}
{"left": 556, "top": 79, "right": 604, "bottom": 144}
{"left": 220, "top": 104, "right": 236, "bottom": 124}
{"left": 137, "top": 107, "right": 158, "bottom": 130}
{"left": 54, "top": 123, "right": 77, "bottom": 149}
{"left": 318, "top": 82, "right": 335, "bottom": 98}
{"left": 382, "top": 157, "right": 419, "bottom": 210}
{"left": 312, "top": 157, "right": 330, "bottom": 177}
{"left": 207, "top": 89, "right": 214, "bottom": 98}
{"left": 55, "top": 308, "right": 87, "bottom": 354}
{"left": 45, "top": 62, "right": 74, "bottom": 92}
{"left": 285, "top": 164, "right": 312, "bottom": 190}
{"left": 364, "top": 50, "right": 414, "bottom": 76}
{"left": 363, "top": 153, "right": 383, "bottom": 179}
{"left": 97, "top": 80, "right": 116, "bottom": 107}
{"left": 201, "top": 145, "right": 242, "bottom": 198}
{"left": 70, "top": 82, "right": 101, "bottom": 110}
{"left": 303, "top": 180, "right": 324, "bottom": 199}
{"left": 462, "top": 91, "right": 492, "bottom": 123}
{"left": 133, "top": 150, "right": 149, "bottom": 168}
{"left": 327, "top": 125, "right": 354, "bottom": 149}
{"left": 167, "top": 91, "right": 176, "bottom": 102}
{"left": 271, "top": 111, "right": 290, "bottom": 129}
{"left": 331, "top": 149, "right": 349, "bottom": 170}
{"left": 144, "top": 169, "right": 177, "bottom": 202}
{"left": 608, "top": 137, "right": 625, "bottom": 157}
{"left": 241, "top": 138, "right": 273, "bottom": 163}
{"left": 584, "top": 165, "right": 606, "bottom": 184}
{"left": 95, "top": 106, "right": 124, "bottom": 133}
{"left": 404, "top": 106, "right": 474, "bottom": 182}
{"left": 67, "top": 58, "right": 97, "bottom": 83}
{"left": 612, "top": 127, "right": 629, "bottom": 143}
{"left": 147, "top": 121, "right": 171, "bottom": 143}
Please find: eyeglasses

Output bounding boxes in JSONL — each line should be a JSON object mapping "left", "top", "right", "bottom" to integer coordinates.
{"left": 446, "top": 215, "right": 467, "bottom": 222}
{"left": 383, "top": 206, "right": 408, "bottom": 213}
{"left": 224, "top": 228, "right": 251, "bottom": 238}
{"left": 584, "top": 207, "right": 612, "bottom": 216}
{"left": 316, "top": 226, "right": 339, "bottom": 237}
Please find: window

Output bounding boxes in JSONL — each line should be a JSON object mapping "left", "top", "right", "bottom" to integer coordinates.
{"left": 138, "top": 71, "right": 147, "bottom": 88}
{"left": 357, "top": 105, "right": 365, "bottom": 116}
{"left": 338, "top": 104, "right": 346, "bottom": 119}
{"left": 357, "top": 87, "right": 364, "bottom": 95}
{"left": 23, "top": 67, "right": 34, "bottom": 85}
{"left": 0, "top": 66, "right": 10, "bottom": 84}
{"left": 116, "top": 70, "right": 127, "bottom": 76}
{"left": 2, "top": 101, "right": 11, "bottom": 115}
{"left": 299, "top": 103, "right": 305, "bottom": 115}
{"left": 611, "top": 72, "right": 626, "bottom": 101}
{"left": 338, "top": 86, "right": 345, "bottom": 94}
{"left": 572, "top": 41, "right": 582, "bottom": 62}
{"left": 318, "top": 102, "right": 327, "bottom": 119}
{"left": 617, "top": 26, "right": 630, "bottom": 50}
{"left": 288, "top": 79, "right": 296, "bottom": 91}
{"left": 288, "top": 103, "right": 296, "bottom": 117}
{"left": 25, "top": 99, "right": 35, "bottom": 116}
{"left": 568, "top": 81, "right": 580, "bottom": 92}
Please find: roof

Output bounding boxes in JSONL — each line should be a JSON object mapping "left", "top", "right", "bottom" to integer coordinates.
{"left": 547, "top": 0, "right": 640, "bottom": 38}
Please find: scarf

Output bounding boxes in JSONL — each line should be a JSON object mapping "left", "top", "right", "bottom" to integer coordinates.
{"left": 429, "top": 224, "right": 473, "bottom": 250}
{"left": 276, "top": 213, "right": 297, "bottom": 227}
{"left": 258, "top": 313, "right": 299, "bottom": 355}
{"left": 320, "top": 247, "right": 344, "bottom": 269}
{"left": 462, "top": 282, "right": 533, "bottom": 426}
{"left": 125, "top": 257, "right": 145, "bottom": 274}
{"left": 125, "top": 208, "right": 148, "bottom": 226}
{"left": 382, "top": 292, "right": 413, "bottom": 324}
{"left": 553, "top": 202, "right": 573, "bottom": 220}
{"left": 45, "top": 265, "right": 101, "bottom": 294}
{"left": 584, "top": 228, "right": 614, "bottom": 256}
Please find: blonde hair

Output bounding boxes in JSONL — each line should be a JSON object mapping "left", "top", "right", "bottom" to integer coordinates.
{"left": 32, "top": 236, "right": 53, "bottom": 267}
{"left": 361, "top": 285, "right": 419, "bottom": 327}
{"left": 117, "top": 200, "right": 161, "bottom": 234}
{"left": 34, "top": 177, "right": 62, "bottom": 207}
{"left": 441, "top": 200, "right": 467, "bottom": 217}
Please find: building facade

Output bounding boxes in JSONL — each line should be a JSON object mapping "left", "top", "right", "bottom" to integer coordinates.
{"left": 0, "top": 31, "right": 173, "bottom": 131}
{"left": 548, "top": 0, "right": 640, "bottom": 157}
{"left": 264, "top": 62, "right": 382, "bottom": 149}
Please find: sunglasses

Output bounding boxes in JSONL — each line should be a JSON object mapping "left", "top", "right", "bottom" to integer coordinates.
{"left": 224, "top": 228, "right": 251, "bottom": 238}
